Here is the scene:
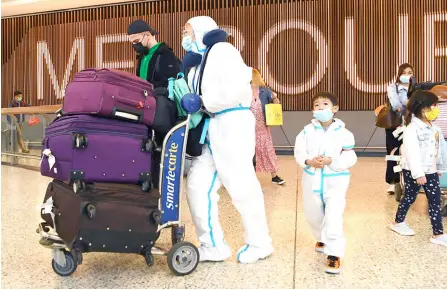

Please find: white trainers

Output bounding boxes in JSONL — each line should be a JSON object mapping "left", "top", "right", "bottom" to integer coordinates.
{"left": 198, "top": 244, "right": 232, "bottom": 262}
{"left": 237, "top": 244, "right": 274, "bottom": 264}
{"left": 390, "top": 222, "right": 416, "bottom": 236}
{"left": 430, "top": 234, "right": 447, "bottom": 248}
{"left": 388, "top": 184, "right": 396, "bottom": 194}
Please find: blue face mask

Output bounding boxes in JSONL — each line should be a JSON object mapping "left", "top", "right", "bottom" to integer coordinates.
{"left": 182, "top": 36, "right": 193, "bottom": 52}
{"left": 313, "top": 108, "right": 334, "bottom": 123}
{"left": 399, "top": 75, "right": 411, "bottom": 84}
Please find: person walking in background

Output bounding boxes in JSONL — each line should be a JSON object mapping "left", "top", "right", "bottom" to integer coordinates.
{"left": 250, "top": 69, "right": 285, "bottom": 185}
{"left": 6, "top": 91, "right": 30, "bottom": 154}
{"left": 390, "top": 90, "right": 447, "bottom": 247}
{"left": 385, "top": 63, "right": 414, "bottom": 194}
{"left": 127, "top": 20, "right": 180, "bottom": 189}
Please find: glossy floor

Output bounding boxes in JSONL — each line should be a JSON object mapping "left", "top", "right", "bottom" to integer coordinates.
{"left": 1, "top": 157, "right": 447, "bottom": 289}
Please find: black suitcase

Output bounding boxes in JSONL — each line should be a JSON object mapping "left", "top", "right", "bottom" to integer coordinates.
{"left": 40, "top": 180, "right": 161, "bottom": 255}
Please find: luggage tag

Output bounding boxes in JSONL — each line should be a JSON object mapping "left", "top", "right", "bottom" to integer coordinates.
{"left": 40, "top": 149, "right": 56, "bottom": 171}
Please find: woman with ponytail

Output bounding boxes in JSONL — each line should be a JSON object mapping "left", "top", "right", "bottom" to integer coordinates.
{"left": 390, "top": 90, "right": 447, "bottom": 248}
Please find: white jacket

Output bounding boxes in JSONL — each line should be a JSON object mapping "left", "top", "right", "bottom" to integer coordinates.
{"left": 401, "top": 116, "right": 447, "bottom": 179}
{"left": 188, "top": 42, "right": 252, "bottom": 113}
{"left": 294, "top": 118, "right": 357, "bottom": 175}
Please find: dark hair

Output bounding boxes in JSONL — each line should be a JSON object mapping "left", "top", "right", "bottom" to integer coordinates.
{"left": 312, "top": 91, "right": 338, "bottom": 106}
{"left": 395, "top": 63, "right": 414, "bottom": 84}
{"left": 405, "top": 90, "right": 438, "bottom": 124}
{"left": 13, "top": 91, "right": 22, "bottom": 97}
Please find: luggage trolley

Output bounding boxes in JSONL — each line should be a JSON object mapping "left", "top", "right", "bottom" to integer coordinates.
{"left": 36, "top": 95, "right": 202, "bottom": 276}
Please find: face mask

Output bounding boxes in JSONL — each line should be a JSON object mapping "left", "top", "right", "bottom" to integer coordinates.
{"left": 132, "top": 41, "right": 149, "bottom": 55}
{"left": 17, "top": 97, "right": 22, "bottom": 102}
{"left": 313, "top": 108, "right": 334, "bottom": 123}
{"left": 400, "top": 75, "right": 411, "bottom": 84}
{"left": 425, "top": 107, "right": 440, "bottom": 121}
{"left": 182, "top": 35, "right": 193, "bottom": 52}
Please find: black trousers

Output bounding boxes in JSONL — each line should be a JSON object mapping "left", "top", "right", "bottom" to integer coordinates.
{"left": 385, "top": 128, "right": 402, "bottom": 184}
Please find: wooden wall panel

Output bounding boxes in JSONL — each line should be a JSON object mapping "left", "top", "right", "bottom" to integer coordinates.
{"left": 1, "top": 0, "right": 446, "bottom": 110}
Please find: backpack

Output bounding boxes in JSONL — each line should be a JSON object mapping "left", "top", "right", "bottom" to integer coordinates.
{"left": 168, "top": 72, "right": 204, "bottom": 129}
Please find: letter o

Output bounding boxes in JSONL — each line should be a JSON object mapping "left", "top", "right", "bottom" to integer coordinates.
{"left": 258, "top": 20, "right": 328, "bottom": 94}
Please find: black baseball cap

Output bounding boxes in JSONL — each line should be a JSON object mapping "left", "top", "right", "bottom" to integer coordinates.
{"left": 127, "top": 20, "right": 159, "bottom": 35}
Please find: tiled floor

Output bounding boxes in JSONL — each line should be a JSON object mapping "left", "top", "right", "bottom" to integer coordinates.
{"left": 1, "top": 157, "right": 447, "bottom": 289}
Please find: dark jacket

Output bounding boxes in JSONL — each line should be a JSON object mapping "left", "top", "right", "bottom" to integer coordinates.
{"left": 135, "top": 43, "right": 180, "bottom": 89}
{"left": 7, "top": 100, "right": 30, "bottom": 124}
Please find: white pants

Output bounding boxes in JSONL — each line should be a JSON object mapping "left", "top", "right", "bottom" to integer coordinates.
{"left": 302, "top": 170, "right": 349, "bottom": 258}
{"left": 186, "top": 110, "right": 272, "bottom": 249}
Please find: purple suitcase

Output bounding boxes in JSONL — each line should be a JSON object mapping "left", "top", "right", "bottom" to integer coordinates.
{"left": 40, "top": 115, "right": 154, "bottom": 192}
{"left": 62, "top": 68, "right": 156, "bottom": 126}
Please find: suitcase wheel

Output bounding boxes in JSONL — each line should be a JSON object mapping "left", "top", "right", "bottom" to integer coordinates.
{"left": 141, "top": 180, "right": 153, "bottom": 192}
{"left": 73, "top": 180, "right": 86, "bottom": 193}
{"left": 144, "top": 251, "right": 155, "bottom": 267}
{"left": 167, "top": 242, "right": 199, "bottom": 276}
{"left": 85, "top": 204, "right": 96, "bottom": 219}
{"left": 52, "top": 250, "right": 77, "bottom": 277}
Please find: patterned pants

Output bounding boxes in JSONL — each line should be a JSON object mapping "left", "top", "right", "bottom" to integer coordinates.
{"left": 395, "top": 170, "right": 444, "bottom": 235}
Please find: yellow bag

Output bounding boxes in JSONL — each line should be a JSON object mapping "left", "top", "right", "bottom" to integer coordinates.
{"left": 265, "top": 103, "right": 283, "bottom": 126}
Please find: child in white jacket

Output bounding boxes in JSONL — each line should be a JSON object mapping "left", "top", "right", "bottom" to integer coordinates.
{"left": 294, "top": 92, "right": 357, "bottom": 274}
{"left": 390, "top": 90, "right": 447, "bottom": 247}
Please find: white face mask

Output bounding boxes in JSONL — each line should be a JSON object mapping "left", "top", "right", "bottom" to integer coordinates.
{"left": 313, "top": 108, "right": 334, "bottom": 123}
{"left": 182, "top": 35, "right": 193, "bottom": 52}
{"left": 400, "top": 75, "right": 411, "bottom": 84}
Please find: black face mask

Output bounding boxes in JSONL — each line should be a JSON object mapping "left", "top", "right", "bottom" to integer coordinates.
{"left": 133, "top": 42, "right": 149, "bottom": 55}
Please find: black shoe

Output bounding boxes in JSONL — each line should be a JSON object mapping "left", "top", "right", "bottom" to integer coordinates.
{"left": 272, "top": 176, "right": 285, "bottom": 185}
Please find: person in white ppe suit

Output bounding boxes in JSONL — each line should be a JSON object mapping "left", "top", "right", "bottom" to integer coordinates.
{"left": 294, "top": 92, "right": 357, "bottom": 274}
{"left": 181, "top": 16, "right": 273, "bottom": 264}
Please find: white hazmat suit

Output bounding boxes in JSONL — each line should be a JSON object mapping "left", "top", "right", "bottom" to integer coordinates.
{"left": 294, "top": 118, "right": 357, "bottom": 258}
{"left": 185, "top": 16, "right": 273, "bottom": 263}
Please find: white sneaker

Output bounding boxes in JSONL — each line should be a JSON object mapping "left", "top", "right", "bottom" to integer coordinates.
{"left": 390, "top": 222, "right": 415, "bottom": 236}
{"left": 388, "top": 184, "right": 396, "bottom": 194}
{"left": 430, "top": 234, "right": 447, "bottom": 248}
{"left": 198, "top": 244, "right": 232, "bottom": 262}
{"left": 237, "top": 244, "right": 274, "bottom": 264}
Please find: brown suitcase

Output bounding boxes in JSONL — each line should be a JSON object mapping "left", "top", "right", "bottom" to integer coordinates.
{"left": 41, "top": 180, "right": 161, "bottom": 254}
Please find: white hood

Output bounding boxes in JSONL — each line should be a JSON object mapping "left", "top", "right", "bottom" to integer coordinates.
{"left": 187, "top": 16, "right": 218, "bottom": 55}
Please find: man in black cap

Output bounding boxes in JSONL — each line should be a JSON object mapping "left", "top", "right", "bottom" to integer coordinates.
{"left": 128, "top": 20, "right": 180, "bottom": 190}
{"left": 128, "top": 19, "right": 179, "bottom": 88}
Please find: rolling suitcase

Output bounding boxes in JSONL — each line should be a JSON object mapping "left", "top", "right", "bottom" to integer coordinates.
{"left": 62, "top": 68, "right": 156, "bottom": 126}
{"left": 40, "top": 180, "right": 161, "bottom": 271}
{"left": 40, "top": 115, "right": 154, "bottom": 192}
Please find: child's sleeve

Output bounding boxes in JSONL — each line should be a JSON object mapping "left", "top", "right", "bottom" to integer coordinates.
{"left": 438, "top": 129, "right": 447, "bottom": 172}
{"left": 294, "top": 129, "right": 310, "bottom": 168}
{"left": 403, "top": 126, "right": 424, "bottom": 179}
{"left": 328, "top": 130, "right": 357, "bottom": 172}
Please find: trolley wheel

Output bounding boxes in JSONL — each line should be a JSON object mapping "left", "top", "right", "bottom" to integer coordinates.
{"left": 167, "top": 242, "right": 199, "bottom": 276}
{"left": 73, "top": 180, "right": 85, "bottom": 193}
{"left": 395, "top": 183, "right": 403, "bottom": 202}
{"left": 141, "top": 180, "right": 153, "bottom": 192}
{"left": 52, "top": 250, "right": 77, "bottom": 277}
{"left": 144, "top": 251, "right": 155, "bottom": 267}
